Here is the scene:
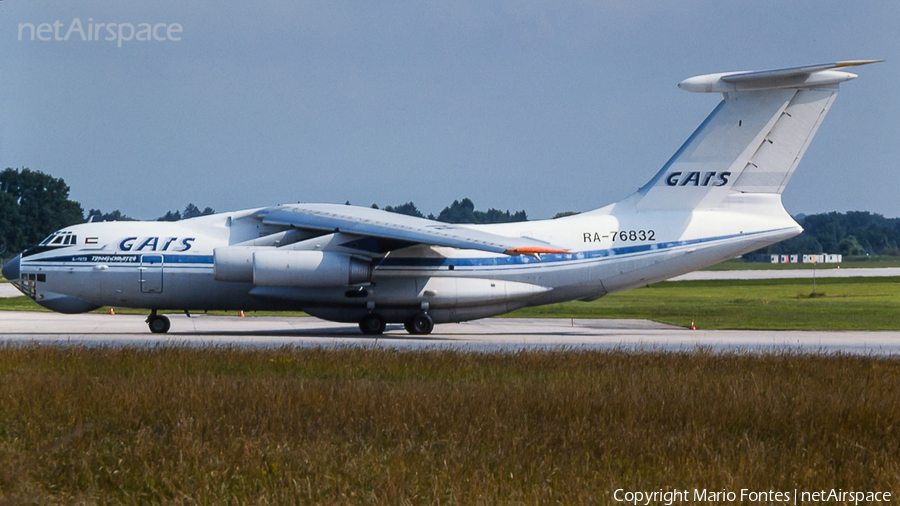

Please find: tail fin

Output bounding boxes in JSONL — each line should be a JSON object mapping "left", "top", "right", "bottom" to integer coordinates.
{"left": 633, "top": 60, "right": 879, "bottom": 211}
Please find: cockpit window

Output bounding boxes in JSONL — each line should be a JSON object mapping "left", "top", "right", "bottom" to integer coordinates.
{"left": 39, "top": 231, "right": 77, "bottom": 247}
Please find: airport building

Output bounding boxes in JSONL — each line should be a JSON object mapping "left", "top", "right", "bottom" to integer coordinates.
{"left": 745, "top": 254, "right": 842, "bottom": 264}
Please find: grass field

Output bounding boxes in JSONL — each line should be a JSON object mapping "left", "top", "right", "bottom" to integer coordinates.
{"left": 2, "top": 271, "right": 899, "bottom": 503}
{"left": 0, "top": 345, "right": 897, "bottom": 505}
{"left": 507, "top": 277, "right": 900, "bottom": 330}
{"left": 3, "top": 276, "right": 900, "bottom": 330}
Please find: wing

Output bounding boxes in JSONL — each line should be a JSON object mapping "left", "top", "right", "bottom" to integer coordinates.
{"left": 256, "top": 203, "right": 568, "bottom": 256}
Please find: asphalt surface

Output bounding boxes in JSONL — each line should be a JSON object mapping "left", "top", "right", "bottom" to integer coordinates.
{"left": 2, "top": 312, "right": 899, "bottom": 356}
{"left": 0, "top": 284, "right": 20, "bottom": 298}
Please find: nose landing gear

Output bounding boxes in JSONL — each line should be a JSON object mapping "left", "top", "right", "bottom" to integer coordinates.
{"left": 146, "top": 310, "right": 171, "bottom": 334}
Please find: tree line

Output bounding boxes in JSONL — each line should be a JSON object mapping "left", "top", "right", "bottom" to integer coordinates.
{"left": 751, "top": 212, "right": 900, "bottom": 257}
{"left": 360, "top": 198, "right": 529, "bottom": 224}
{"left": 0, "top": 169, "right": 218, "bottom": 255}
{"left": 0, "top": 168, "right": 533, "bottom": 256}
{"left": 1, "top": 167, "right": 898, "bottom": 259}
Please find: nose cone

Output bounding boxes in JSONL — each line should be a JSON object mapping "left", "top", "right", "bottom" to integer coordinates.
{"left": 2, "top": 254, "right": 20, "bottom": 282}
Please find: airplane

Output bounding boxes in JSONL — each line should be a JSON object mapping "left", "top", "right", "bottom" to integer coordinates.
{"left": 2, "top": 60, "right": 878, "bottom": 335}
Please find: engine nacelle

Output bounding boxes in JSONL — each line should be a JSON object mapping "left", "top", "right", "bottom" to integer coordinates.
{"left": 214, "top": 246, "right": 258, "bottom": 282}
{"left": 252, "top": 250, "right": 372, "bottom": 287}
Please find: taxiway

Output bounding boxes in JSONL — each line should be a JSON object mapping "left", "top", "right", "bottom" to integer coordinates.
{"left": 2, "top": 311, "right": 899, "bottom": 356}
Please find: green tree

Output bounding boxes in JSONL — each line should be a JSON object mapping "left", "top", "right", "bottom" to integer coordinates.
{"left": 0, "top": 191, "right": 22, "bottom": 256}
{"left": 838, "top": 235, "right": 865, "bottom": 256}
{"left": 183, "top": 203, "right": 202, "bottom": 219}
{"left": 437, "top": 198, "right": 477, "bottom": 223}
{"left": 0, "top": 168, "right": 83, "bottom": 254}
{"left": 182, "top": 203, "right": 215, "bottom": 219}
{"left": 158, "top": 204, "right": 215, "bottom": 221}
{"left": 750, "top": 211, "right": 900, "bottom": 257}
{"left": 478, "top": 208, "right": 527, "bottom": 223}
{"left": 86, "top": 209, "right": 136, "bottom": 222}
{"left": 383, "top": 202, "right": 425, "bottom": 218}
{"left": 436, "top": 198, "right": 528, "bottom": 224}
{"left": 157, "top": 210, "right": 181, "bottom": 222}
{"left": 764, "top": 234, "right": 823, "bottom": 255}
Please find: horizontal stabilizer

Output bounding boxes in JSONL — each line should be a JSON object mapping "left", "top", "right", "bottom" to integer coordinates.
{"left": 678, "top": 60, "right": 881, "bottom": 93}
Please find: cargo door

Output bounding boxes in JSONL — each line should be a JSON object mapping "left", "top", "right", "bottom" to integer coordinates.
{"left": 140, "top": 255, "right": 164, "bottom": 293}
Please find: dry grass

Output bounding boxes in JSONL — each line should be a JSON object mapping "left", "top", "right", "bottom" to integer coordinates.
{"left": 0, "top": 345, "right": 898, "bottom": 505}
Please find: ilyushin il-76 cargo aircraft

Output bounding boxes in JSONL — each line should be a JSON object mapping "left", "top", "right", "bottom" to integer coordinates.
{"left": 3, "top": 60, "right": 878, "bottom": 335}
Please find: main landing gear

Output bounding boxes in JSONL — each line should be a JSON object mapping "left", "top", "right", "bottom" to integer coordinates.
{"left": 404, "top": 313, "right": 434, "bottom": 335}
{"left": 146, "top": 310, "right": 171, "bottom": 334}
{"left": 358, "top": 312, "right": 435, "bottom": 336}
{"left": 359, "top": 313, "right": 387, "bottom": 335}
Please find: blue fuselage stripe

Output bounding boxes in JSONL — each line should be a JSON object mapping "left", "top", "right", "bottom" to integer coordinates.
{"left": 23, "top": 254, "right": 215, "bottom": 264}
{"left": 377, "top": 229, "right": 780, "bottom": 268}
{"left": 22, "top": 229, "right": 783, "bottom": 270}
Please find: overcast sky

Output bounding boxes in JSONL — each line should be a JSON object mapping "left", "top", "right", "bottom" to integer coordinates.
{"left": 1, "top": 1, "right": 896, "bottom": 220}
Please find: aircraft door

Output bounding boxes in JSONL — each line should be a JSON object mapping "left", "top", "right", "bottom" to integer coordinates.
{"left": 140, "top": 255, "right": 164, "bottom": 293}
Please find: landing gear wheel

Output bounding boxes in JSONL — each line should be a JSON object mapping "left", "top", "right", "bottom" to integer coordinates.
{"left": 147, "top": 314, "right": 171, "bottom": 334}
{"left": 359, "top": 313, "right": 386, "bottom": 335}
{"left": 405, "top": 313, "right": 434, "bottom": 335}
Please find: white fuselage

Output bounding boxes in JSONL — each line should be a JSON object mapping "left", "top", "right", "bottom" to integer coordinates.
{"left": 13, "top": 199, "right": 799, "bottom": 324}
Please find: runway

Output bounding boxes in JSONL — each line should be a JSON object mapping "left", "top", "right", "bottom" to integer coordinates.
{"left": 2, "top": 311, "right": 899, "bottom": 356}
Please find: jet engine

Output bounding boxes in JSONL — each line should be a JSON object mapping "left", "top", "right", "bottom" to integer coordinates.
{"left": 213, "top": 246, "right": 258, "bottom": 282}
{"left": 252, "top": 250, "right": 372, "bottom": 287}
